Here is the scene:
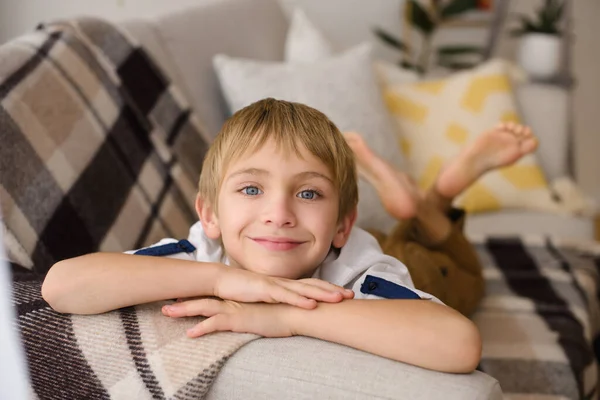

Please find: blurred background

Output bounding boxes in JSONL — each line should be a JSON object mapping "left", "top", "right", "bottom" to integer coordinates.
{"left": 0, "top": 0, "right": 598, "bottom": 203}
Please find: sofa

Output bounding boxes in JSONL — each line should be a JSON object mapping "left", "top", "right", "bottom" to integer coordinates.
{"left": 1, "top": 0, "right": 599, "bottom": 399}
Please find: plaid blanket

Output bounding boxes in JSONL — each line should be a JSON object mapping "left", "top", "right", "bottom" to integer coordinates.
{"left": 472, "top": 236, "right": 600, "bottom": 400}
{"left": 0, "top": 17, "right": 260, "bottom": 399}
{"left": 0, "top": 18, "right": 209, "bottom": 276}
{"left": 11, "top": 265, "right": 259, "bottom": 399}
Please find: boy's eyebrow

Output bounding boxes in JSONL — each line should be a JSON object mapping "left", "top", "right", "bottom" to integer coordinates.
{"left": 227, "top": 168, "right": 333, "bottom": 184}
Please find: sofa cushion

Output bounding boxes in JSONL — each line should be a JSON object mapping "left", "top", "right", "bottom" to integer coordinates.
{"left": 0, "top": 19, "right": 208, "bottom": 275}
{"left": 147, "top": 0, "right": 289, "bottom": 138}
{"left": 207, "top": 336, "right": 504, "bottom": 400}
{"left": 213, "top": 44, "right": 404, "bottom": 233}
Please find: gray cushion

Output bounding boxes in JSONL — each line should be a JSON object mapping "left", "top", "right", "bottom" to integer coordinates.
{"left": 149, "top": 0, "right": 289, "bottom": 138}
{"left": 207, "top": 336, "right": 504, "bottom": 400}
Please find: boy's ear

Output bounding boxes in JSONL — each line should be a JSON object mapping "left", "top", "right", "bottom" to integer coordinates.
{"left": 195, "top": 194, "right": 221, "bottom": 240}
{"left": 332, "top": 206, "right": 357, "bottom": 248}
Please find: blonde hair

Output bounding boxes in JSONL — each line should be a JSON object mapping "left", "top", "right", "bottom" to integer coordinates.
{"left": 198, "top": 98, "right": 358, "bottom": 220}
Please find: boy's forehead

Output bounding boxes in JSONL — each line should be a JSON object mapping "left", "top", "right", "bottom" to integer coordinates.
{"left": 225, "top": 139, "right": 333, "bottom": 179}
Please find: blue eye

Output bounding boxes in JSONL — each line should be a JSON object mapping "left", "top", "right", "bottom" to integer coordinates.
{"left": 298, "top": 190, "right": 319, "bottom": 200}
{"left": 242, "top": 186, "right": 262, "bottom": 196}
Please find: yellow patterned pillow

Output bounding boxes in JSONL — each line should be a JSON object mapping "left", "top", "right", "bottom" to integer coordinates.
{"left": 379, "top": 59, "right": 556, "bottom": 214}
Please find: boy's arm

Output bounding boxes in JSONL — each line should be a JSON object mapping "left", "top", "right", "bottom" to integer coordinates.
{"left": 42, "top": 253, "right": 222, "bottom": 315}
{"left": 42, "top": 253, "right": 352, "bottom": 315}
{"left": 288, "top": 299, "right": 481, "bottom": 373}
{"left": 169, "top": 298, "right": 481, "bottom": 374}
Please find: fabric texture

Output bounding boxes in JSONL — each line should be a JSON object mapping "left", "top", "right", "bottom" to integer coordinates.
{"left": 284, "top": 8, "right": 420, "bottom": 85}
{"left": 10, "top": 268, "right": 259, "bottom": 400}
{"left": 379, "top": 59, "right": 559, "bottom": 214}
{"left": 284, "top": 8, "right": 334, "bottom": 64}
{"left": 212, "top": 44, "right": 404, "bottom": 234}
{"left": 471, "top": 236, "right": 600, "bottom": 400}
{"left": 0, "top": 18, "right": 210, "bottom": 276}
{"left": 370, "top": 209, "right": 485, "bottom": 316}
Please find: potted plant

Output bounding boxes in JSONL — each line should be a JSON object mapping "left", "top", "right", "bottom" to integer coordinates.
{"left": 511, "top": 0, "right": 564, "bottom": 79}
{"left": 373, "top": 0, "right": 490, "bottom": 75}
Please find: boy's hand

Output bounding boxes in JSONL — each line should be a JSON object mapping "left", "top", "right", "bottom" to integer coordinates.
{"left": 213, "top": 267, "right": 353, "bottom": 309}
{"left": 162, "top": 299, "right": 295, "bottom": 338}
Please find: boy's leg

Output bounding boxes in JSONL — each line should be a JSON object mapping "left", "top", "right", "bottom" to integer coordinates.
{"left": 416, "top": 122, "right": 538, "bottom": 266}
{"left": 345, "top": 123, "right": 538, "bottom": 314}
{"left": 344, "top": 132, "right": 466, "bottom": 310}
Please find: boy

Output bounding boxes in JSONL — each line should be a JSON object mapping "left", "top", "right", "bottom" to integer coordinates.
{"left": 43, "top": 98, "right": 485, "bottom": 374}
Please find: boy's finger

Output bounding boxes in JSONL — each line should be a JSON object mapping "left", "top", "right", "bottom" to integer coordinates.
{"left": 282, "top": 280, "right": 346, "bottom": 303}
{"left": 295, "top": 279, "right": 354, "bottom": 298}
{"left": 274, "top": 287, "right": 317, "bottom": 309}
{"left": 163, "top": 298, "right": 223, "bottom": 318}
{"left": 187, "top": 314, "right": 230, "bottom": 338}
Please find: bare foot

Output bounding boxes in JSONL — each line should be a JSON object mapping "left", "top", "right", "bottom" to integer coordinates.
{"left": 436, "top": 122, "right": 538, "bottom": 199}
{"left": 344, "top": 132, "right": 419, "bottom": 219}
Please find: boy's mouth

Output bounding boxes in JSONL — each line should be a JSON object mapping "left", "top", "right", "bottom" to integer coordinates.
{"left": 250, "top": 236, "right": 306, "bottom": 251}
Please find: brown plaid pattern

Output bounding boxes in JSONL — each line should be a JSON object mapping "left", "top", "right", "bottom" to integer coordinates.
{"left": 11, "top": 267, "right": 259, "bottom": 400}
{"left": 472, "top": 237, "right": 600, "bottom": 400}
{"left": 0, "top": 18, "right": 209, "bottom": 277}
{"left": 1, "top": 17, "right": 264, "bottom": 399}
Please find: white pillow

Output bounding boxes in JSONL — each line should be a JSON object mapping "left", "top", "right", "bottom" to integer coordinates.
{"left": 285, "top": 8, "right": 419, "bottom": 83}
{"left": 213, "top": 44, "right": 403, "bottom": 233}
{"left": 284, "top": 8, "right": 334, "bottom": 64}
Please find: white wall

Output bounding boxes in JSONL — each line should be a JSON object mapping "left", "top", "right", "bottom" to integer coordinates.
{"left": 571, "top": 0, "right": 600, "bottom": 201}
{"left": 1, "top": 0, "right": 599, "bottom": 199}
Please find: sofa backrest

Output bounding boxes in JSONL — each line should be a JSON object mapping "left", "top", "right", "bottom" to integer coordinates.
{"left": 121, "top": 0, "right": 289, "bottom": 139}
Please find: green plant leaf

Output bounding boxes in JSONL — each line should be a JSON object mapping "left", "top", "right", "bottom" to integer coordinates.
{"left": 440, "top": 0, "right": 479, "bottom": 18}
{"left": 510, "top": 14, "right": 540, "bottom": 36}
{"left": 406, "top": 0, "right": 436, "bottom": 35}
{"left": 437, "top": 45, "right": 482, "bottom": 56}
{"left": 373, "top": 27, "right": 409, "bottom": 52}
{"left": 399, "top": 60, "right": 425, "bottom": 75}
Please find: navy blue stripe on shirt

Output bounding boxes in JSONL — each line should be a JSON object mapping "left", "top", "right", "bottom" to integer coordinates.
{"left": 360, "top": 275, "right": 421, "bottom": 299}
{"left": 134, "top": 239, "right": 196, "bottom": 257}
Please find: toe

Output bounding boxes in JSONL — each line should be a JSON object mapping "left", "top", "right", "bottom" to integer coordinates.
{"left": 520, "top": 137, "right": 539, "bottom": 154}
{"left": 496, "top": 122, "right": 508, "bottom": 131}
{"left": 515, "top": 124, "right": 525, "bottom": 137}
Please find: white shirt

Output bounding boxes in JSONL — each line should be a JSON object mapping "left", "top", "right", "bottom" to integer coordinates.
{"left": 128, "top": 222, "right": 442, "bottom": 303}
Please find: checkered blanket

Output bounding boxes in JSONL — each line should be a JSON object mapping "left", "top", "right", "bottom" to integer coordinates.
{"left": 472, "top": 236, "right": 600, "bottom": 400}
{"left": 0, "top": 18, "right": 209, "bottom": 276}
{"left": 11, "top": 265, "right": 259, "bottom": 399}
{"left": 1, "top": 17, "right": 260, "bottom": 399}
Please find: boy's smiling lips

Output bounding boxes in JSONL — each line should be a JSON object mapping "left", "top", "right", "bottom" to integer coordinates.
{"left": 250, "top": 236, "right": 307, "bottom": 251}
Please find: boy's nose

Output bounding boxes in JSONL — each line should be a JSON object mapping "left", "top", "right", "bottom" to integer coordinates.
{"left": 262, "top": 196, "right": 297, "bottom": 227}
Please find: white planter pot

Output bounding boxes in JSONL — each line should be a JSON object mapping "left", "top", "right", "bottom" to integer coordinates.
{"left": 517, "top": 33, "right": 562, "bottom": 79}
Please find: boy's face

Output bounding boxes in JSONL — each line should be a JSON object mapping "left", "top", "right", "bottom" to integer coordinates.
{"left": 198, "top": 139, "right": 356, "bottom": 279}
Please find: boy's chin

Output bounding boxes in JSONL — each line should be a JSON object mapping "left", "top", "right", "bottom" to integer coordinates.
{"left": 241, "top": 260, "right": 318, "bottom": 279}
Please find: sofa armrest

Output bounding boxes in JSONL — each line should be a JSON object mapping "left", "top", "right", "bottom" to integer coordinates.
{"left": 207, "top": 336, "right": 503, "bottom": 400}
